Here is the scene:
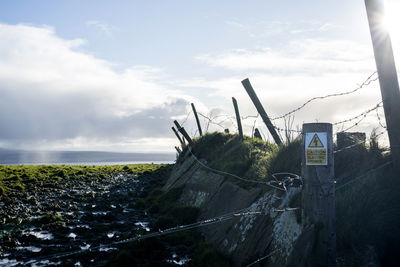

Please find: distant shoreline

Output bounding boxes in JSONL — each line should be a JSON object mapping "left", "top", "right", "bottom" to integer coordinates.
{"left": 0, "top": 149, "right": 176, "bottom": 165}
{"left": 0, "top": 161, "right": 175, "bottom": 166}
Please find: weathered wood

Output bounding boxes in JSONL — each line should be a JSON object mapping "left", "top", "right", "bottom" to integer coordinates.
{"left": 174, "top": 120, "right": 194, "bottom": 147}
{"left": 241, "top": 78, "right": 282, "bottom": 145}
{"left": 254, "top": 128, "right": 262, "bottom": 140}
{"left": 175, "top": 146, "right": 182, "bottom": 154}
{"left": 302, "top": 123, "right": 335, "bottom": 267}
{"left": 191, "top": 103, "right": 203, "bottom": 136}
{"left": 336, "top": 132, "right": 366, "bottom": 150}
{"left": 172, "top": 127, "right": 184, "bottom": 145}
{"left": 365, "top": 0, "right": 400, "bottom": 169}
{"left": 232, "top": 97, "right": 243, "bottom": 139}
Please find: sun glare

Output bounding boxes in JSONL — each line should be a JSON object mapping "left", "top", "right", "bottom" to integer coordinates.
{"left": 383, "top": 0, "right": 400, "bottom": 42}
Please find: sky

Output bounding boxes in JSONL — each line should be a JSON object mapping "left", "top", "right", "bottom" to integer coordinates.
{"left": 0, "top": 0, "right": 399, "bottom": 153}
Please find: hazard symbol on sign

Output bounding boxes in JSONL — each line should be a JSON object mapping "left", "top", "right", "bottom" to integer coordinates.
{"left": 308, "top": 134, "right": 324, "bottom": 148}
{"left": 305, "top": 132, "right": 327, "bottom": 165}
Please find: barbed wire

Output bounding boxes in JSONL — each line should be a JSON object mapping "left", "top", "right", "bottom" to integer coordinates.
{"left": 188, "top": 148, "right": 300, "bottom": 191}
{"left": 334, "top": 101, "right": 382, "bottom": 130}
{"left": 333, "top": 130, "right": 387, "bottom": 154}
{"left": 376, "top": 105, "right": 387, "bottom": 129}
{"left": 245, "top": 248, "right": 282, "bottom": 267}
{"left": 198, "top": 112, "right": 233, "bottom": 131}
{"left": 335, "top": 161, "right": 392, "bottom": 191}
{"left": 180, "top": 110, "right": 192, "bottom": 127}
{"left": 270, "top": 71, "right": 378, "bottom": 121}
{"left": 26, "top": 206, "right": 263, "bottom": 265}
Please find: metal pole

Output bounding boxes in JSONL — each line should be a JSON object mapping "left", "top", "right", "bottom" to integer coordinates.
{"left": 365, "top": 0, "right": 400, "bottom": 168}
{"left": 302, "top": 123, "right": 335, "bottom": 266}
{"left": 241, "top": 78, "right": 282, "bottom": 145}
{"left": 232, "top": 97, "right": 243, "bottom": 139}
{"left": 191, "top": 103, "right": 203, "bottom": 136}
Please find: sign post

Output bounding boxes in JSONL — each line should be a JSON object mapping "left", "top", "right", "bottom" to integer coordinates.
{"left": 302, "top": 123, "right": 335, "bottom": 266}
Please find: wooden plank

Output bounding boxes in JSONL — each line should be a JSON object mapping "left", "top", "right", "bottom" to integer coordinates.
{"left": 241, "top": 78, "right": 282, "bottom": 145}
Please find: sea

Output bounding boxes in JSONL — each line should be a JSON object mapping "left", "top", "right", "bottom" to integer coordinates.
{"left": 0, "top": 149, "right": 176, "bottom": 165}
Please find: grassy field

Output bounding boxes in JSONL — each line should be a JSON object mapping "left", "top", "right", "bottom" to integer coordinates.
{"left": 0, "top": 164, "right": 165, "bottom": 198}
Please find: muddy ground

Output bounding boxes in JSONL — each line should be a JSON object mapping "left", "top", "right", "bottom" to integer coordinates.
{"left": 0, "top": 167, "right": 190, "bottom": 266}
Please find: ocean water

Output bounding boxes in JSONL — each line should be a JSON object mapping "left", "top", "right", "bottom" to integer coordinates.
{"left": 0, "top": 149, "right": 176, "bottom": 165}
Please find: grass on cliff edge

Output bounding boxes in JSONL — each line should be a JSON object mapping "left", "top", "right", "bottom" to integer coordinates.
{"left": 182, "top": 132, "right": 301, "bottom": 186}
{"left": 182, "top": 131, "right": 398, "bottom": 266}
{"left": 0, "top": 164, "right": 166, "bottom": 198}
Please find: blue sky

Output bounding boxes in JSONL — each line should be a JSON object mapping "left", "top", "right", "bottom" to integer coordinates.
{"left": 0, "top": 0, "right": 398, "bottom": 152}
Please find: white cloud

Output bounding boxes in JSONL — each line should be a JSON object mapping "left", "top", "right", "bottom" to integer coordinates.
{"left": 0, "top": 23, "right": 194, "bottom": 152}
{"left": 180, "top": 37, "right": 389, "bottom": 142}
{"left": 196, "top": 39, "right": 374, "bottom": 74}
{"left": 86, "top": 20, "right": 117, "bottom": 36}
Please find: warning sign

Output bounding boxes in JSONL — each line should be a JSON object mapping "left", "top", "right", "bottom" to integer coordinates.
{"left": 308, "top": 134, "right": 324, "bottom": 147}
{"left": 305, "top": 132, "right": 327, "bottom": 165}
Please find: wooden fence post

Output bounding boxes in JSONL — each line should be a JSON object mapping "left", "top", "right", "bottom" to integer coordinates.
{"left": 191, "top": 103, "right": 203, "bottom": 136}
{"left": 302, "top": 123, "right": 335, "bottom": 266}
{"left": 241, "top": 78, "right": 282, "bottom": 145}
{"left": 172, "top": 127, "right": 184, "bottom": 146}
{"left": 174, "top": 120, "right": 194, "bottom": 147}
{"left": 175, "top": 146, "right": 182, "bottom": 154}
{"left": 254, "top": 128, "right": 262, "bottom": 140}
{"left": 232, "top": 97, "right": 243, "bottom": 139}
{"left": 365, "top": 0, "right": 400, "bottom": 169}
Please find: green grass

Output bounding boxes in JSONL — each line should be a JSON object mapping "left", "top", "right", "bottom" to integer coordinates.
{"left": 0, "top": 164, "right": 167, "bottom": 199}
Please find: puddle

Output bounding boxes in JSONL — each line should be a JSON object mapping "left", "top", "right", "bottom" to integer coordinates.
{"left": 107, "top": 232, "right": 115, "bottom": 238}
{"left": 23, "top": 230, "right": 54, "bottom": 240}
{"left": 80, "top": 244, "right": 91, "bottom": 250}
{"left": 135, "top": 221, "right": 150, "bottom": 232}
{"left": 16, "top": 246, "right": 42, "bottom": 252}
{"left": 99, "top": 247, "right": 117, "bottom": 252}
{"left": 68, "top": 233, "right": 77, "bottom": 239}
{"left": 0, "top": 258, "right": 20, "bottom": 267}
{"left": 92, "top": 211, "right": 108, "bottom": 216}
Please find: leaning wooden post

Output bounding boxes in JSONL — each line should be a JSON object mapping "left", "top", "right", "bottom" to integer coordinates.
{"left": 174, "top": 120, "right": 194, "bottom": 147}
{"left": 302, "top": 123, "right": 335, "bottom": 266}
{"left": 175, "top": 146, "right": 182, "bottom": 154}
{"left": 365, "top": 0, "right": 400, "bottom": 169}
{"left": 232, "top": 97, "right": 243, "bottom": 139}
{"left": 172, "top": 127, "right": 184, "bottom": 146}
{"left": 191, "top": 103, "right": 203, "bottom": 136}
{"left": 241, "top": 78, "right": 282, "bottom": 145}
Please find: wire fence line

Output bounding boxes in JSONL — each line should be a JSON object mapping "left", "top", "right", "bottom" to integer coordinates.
{"left": 245, "top": 248, "right": 282, "bottom": 267}
{"left": 335, "top": 161, "right": 392, "bottom": 191}
{"left": 333, "top": 130, "right": 387, "bottom": 154}
{"left": 269, "top": 71, "right": 378, "bottom": 121}
{"left": 26, "top": 206, "right": 264, "bottom": 265}
{"left": 188, "top": 148, "right": 302, "bottom": 192}
{"left": 333, "top": 101, "right": 382, "bottom": 129}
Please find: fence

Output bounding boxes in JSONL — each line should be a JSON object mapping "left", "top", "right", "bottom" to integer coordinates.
{"left": 26, "top": 71, "right": 394, "bottom": 265}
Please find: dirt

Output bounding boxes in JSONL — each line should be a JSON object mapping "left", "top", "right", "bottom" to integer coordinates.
{"left": 0, "top": 172, "right": 155, "bottom": 266}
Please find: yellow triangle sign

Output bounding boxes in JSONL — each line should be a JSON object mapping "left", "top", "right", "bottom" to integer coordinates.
{"left": 308, "top": 134, "right": 324, "bottom": 148}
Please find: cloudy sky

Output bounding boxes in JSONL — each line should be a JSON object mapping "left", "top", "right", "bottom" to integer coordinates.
{"left": 1, "top": 0, "right": 399, "bottom": 153}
